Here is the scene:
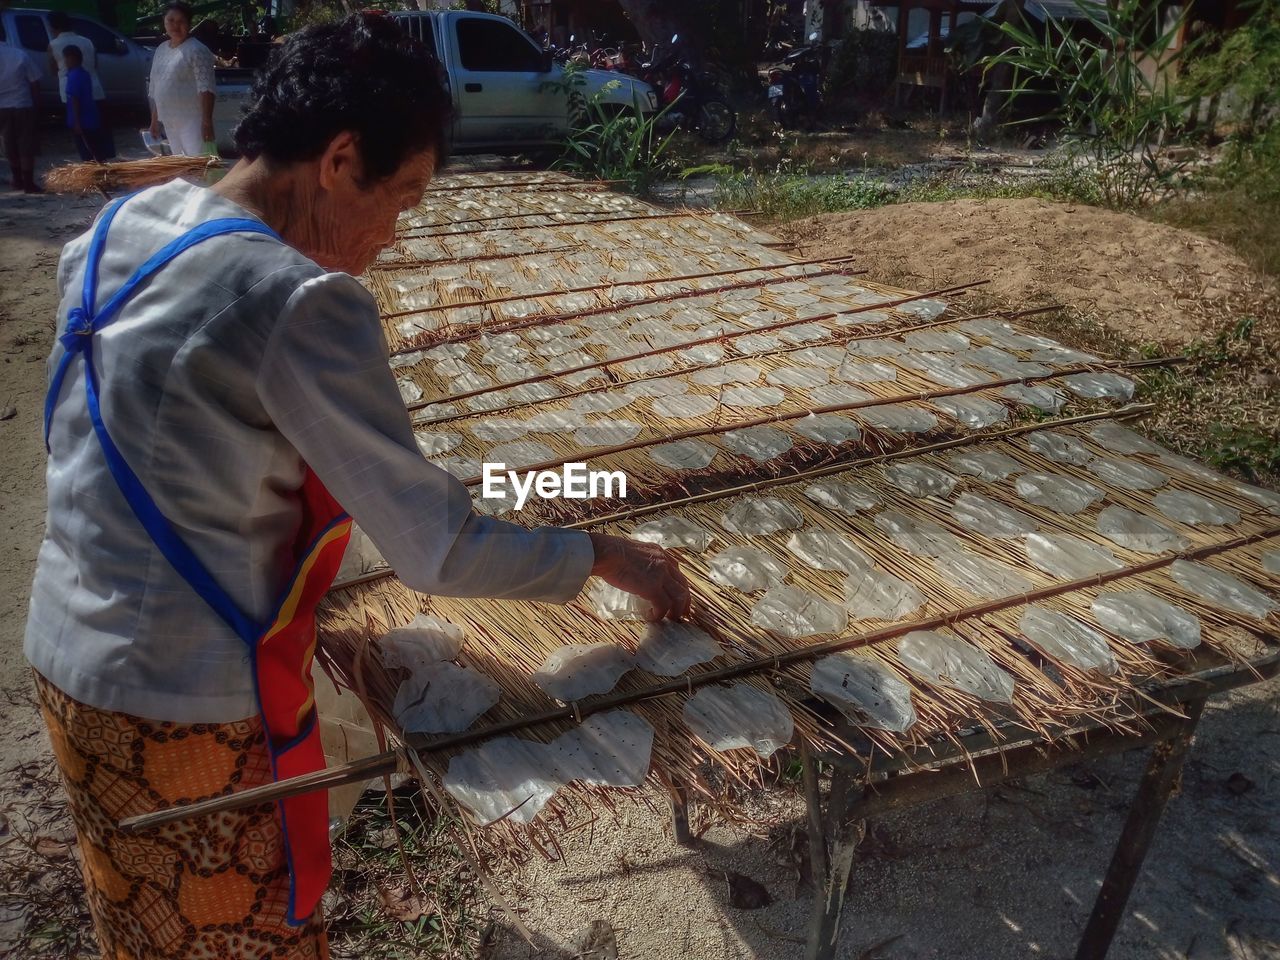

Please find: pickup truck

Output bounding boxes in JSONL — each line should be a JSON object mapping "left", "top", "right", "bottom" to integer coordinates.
{"left": 0, "top": 7, "right": 153, "bottom": 111}
{"left": 213, "top": 10, "right": 657, "bottom": 155}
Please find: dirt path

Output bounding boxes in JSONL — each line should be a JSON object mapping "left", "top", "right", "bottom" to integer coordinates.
{"left": 778, "top": 197, "right": 1278, "bottom": 347}
{"left": 0, "top": 189, "right": 100, "bottom": 765}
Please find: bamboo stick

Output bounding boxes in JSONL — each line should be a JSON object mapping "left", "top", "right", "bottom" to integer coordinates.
{"left": 117, "top": 524, "right": 1280, "bottom": 833}
{"left": 446, "top": 359, "right": 1179, "bottom": 488}
{"left": 406, "top": 302, "right": 1064, "bottom": 419}
{"left": 402, "top": 201, "right": 645, "bottom": 231}
{"left": 382, "top": 254, "right": 859, "bottom": 321}
{"left": 391, "top": 277, "right": 986, "bottom": 359}
{"left": 562, "top": 404, "right": 1157, "bottom": 530}
{"left": 334, "top": 404, "right": 1155, "bottom": 591}
{"left": 369, "top": 244, "right": 585, "bottom": 270}
{"left": 422, "top": 179, "right": 623, "bottom": 194}
{"left": 398, "top": 209, "right": 740, "bottom": 240}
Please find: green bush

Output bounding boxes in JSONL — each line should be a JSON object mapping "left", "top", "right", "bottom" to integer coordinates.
{"left": 548, "top": 69, "right": 677, "bottom": 196}
{"left": 1180, "top": 0, "right": 1280, "bottom": 141}
{"left": 983, "top": 0, "right": 1200, "bottom": 207}
{"left": 826, "top": 28, "right": 899, "bottom": 98}
{"left": 707, "top": 168, "right": 893, "bottom": 219}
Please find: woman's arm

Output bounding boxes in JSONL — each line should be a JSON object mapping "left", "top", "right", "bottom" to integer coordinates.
{"left": 257, "top": 271, "right": 689, "bottom": 617}
{"left": 194, "top": 43, "right": 216, "bottom": 143}
{"left": 200, "top": 91, "right": 215, "bottom": 143}
{"left": 147, "top": 50, "right": 161, "bottom": 137}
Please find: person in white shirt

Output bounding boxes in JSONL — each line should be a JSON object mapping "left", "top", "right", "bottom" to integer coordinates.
{"left": 0, "top": 41, "right": 42, "bottom": 192}
{"left": 147, "top": 0, "right": 215, "bottom": 155}
{"left": 46, "top": 11, "right": 105, "bottom": 104}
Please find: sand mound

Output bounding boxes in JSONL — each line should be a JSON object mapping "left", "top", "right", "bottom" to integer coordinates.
{"left": 778, "top": 197, "right": 1275, "bottom": 346}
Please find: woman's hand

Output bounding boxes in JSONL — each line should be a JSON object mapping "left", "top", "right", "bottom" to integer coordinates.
{"left": 201, "top": 119, "right": 215, "bottom": 143}
{"left": 589, "top": 533, "right": 693, "bottom": 622}
{"left": 149, "top": 119, "right": 161, "bottom": 140}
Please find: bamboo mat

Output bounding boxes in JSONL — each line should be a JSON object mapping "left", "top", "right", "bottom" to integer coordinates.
{"left": 316, "top": 172, "right": 1279, "bottom": 841}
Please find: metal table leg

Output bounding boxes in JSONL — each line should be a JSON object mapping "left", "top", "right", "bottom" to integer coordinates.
{"left": 1074, "top": 698, "right": 1207, "bottom": 960}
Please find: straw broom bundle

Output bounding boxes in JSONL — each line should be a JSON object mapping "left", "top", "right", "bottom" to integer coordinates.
{"left": 43, "top": 155, "right": 224, "bottom": 194}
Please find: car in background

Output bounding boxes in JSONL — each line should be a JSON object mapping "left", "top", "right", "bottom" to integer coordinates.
{"left": 211, "top": 10, "right": 657, "bottom": 155}
{"left": 0, "top": 8, "right": 152, "bottom": 112}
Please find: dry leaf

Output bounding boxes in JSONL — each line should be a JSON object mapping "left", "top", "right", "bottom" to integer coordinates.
{"left": 376, "top": 883, "right": 427, "bottom": 922}
{"left": 574, "top": 919, "right": 618, "bottom": 960}
{"left": 34, "top": 836, "right": 73, "bottom": 860}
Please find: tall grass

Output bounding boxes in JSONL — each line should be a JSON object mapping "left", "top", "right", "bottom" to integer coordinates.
{"left": 550, "top": 68, "right": 676, "bottom": 195}
{"left": 694, "top": 157, "right": 1104, "bottom": 222}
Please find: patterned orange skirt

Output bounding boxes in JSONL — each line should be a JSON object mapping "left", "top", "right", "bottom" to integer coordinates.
{"left": 34, "top": 671, "right": 329, "bottom": 960}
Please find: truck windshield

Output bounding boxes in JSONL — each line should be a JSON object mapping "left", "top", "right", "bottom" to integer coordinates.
{"left": 456, "top": 17, "right": 543, "bottom": 72}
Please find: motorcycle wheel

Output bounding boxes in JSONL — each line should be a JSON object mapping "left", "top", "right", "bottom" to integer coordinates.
{"left": 697, "top": 99, "right": 736, "bottom": 143}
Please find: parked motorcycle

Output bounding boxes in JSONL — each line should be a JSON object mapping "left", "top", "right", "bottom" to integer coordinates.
{"left": 764, "top": 34, "right": 825, "bottom": 129}
{"left": 642, "top": 35, "right": 737, "bottom": 144}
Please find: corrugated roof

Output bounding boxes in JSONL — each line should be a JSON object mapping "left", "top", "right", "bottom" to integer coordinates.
{"left": 982, "top": 0, "right": 1108, "bottom": 21}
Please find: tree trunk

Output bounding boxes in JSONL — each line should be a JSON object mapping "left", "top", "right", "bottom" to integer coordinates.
{"left": 613, "top": 0, "right": 696, "bottom": 50}
{"left": 974, "top": 0, "right": 1027, "bottom": 142}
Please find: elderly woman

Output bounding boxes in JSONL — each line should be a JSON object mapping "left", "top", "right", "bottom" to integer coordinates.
{"left": 30, "top": 14, "right": 690, "bottom": 959}
{"left": 147, "top": 0, "right": 216, "bottom": 156}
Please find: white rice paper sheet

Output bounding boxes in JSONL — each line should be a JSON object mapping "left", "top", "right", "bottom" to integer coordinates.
{"left": 532, "top": 643, "right": 635, "bottom": 701}
{"left": 682, "top": 683, "right": 794, "bottom": 757}
{"left": 810, "top": 653, "right": 917, "bottom": 732}
{"left": 897, "top": 630, "right": 1015, "bottom": 703}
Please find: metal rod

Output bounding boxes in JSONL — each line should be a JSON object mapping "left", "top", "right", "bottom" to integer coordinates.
{"left": 1073, "top": 699, "right": 1207, "bottom": 960}
{"left": 398, "top": 209, "right": 738, "bottom": 240}
{"left": 382, "top": 254, "right": 859, "bottom": 321}
{"left": 117, "top": 527, "right": 1279, "bottom": 834}
{"left": 392, "top": 263, "right": 904, "bottom": 357}
{"left": 448, "top": 359, "right": 1181, "bottom": 490}
{"left": 391, "top": 277, "right": 987, "bottom": 359}
{"left": 409, "top": 302, "right": 1067, "bottom": 423}
{"left": 332, "top": 405, "right": 1156, "bottom": 590}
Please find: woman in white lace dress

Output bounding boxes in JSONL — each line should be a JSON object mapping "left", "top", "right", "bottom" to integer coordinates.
{"left": 147, "top": 1, "right": 215, "bottom": 156}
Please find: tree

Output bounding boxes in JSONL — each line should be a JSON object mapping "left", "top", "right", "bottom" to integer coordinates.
{"left": 613, "top": 0, "right": 693, "bottom": 48}
{"left": 615, "top": 0, "right": 757, "bottom": 72}
{"left": 973, "top": 0, "right": 1027, "bottom": 142}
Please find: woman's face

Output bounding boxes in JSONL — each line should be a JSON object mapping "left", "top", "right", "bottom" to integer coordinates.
{"left": 311, "top": 146, "right": 437, "bottom": 275}
{"left": 163, "top": 10, "right": 190, "bottom": 42}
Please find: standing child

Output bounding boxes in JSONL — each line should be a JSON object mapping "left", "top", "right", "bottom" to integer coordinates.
{"left": 64, "top": 45, "right": 115, "bottom": 162}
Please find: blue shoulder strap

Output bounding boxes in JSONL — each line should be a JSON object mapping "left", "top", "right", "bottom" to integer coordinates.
{"left": 44, "top": 199, "right": 281, "bottom": 645}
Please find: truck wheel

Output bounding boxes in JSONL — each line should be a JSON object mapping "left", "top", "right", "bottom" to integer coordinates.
{"left": 697, "top": 100, "right": 736, "bottom": 144}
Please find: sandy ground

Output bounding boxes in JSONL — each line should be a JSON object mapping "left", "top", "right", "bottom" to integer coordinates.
{"left": 484, "top": 686, "right": 1280, "bottom": 960}
{"left": 0, "top": 182, "right": 100, "bottom": 776}
{"left": 0, "top": 159, "right": 1277, "bottom": 958}
{"left": 778, "top": 198, "right": 1278, "bottom": 348}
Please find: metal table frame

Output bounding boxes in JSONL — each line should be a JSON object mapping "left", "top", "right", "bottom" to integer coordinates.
{"left": 669, "top": 650, "right": 1279, "bottom": 960}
